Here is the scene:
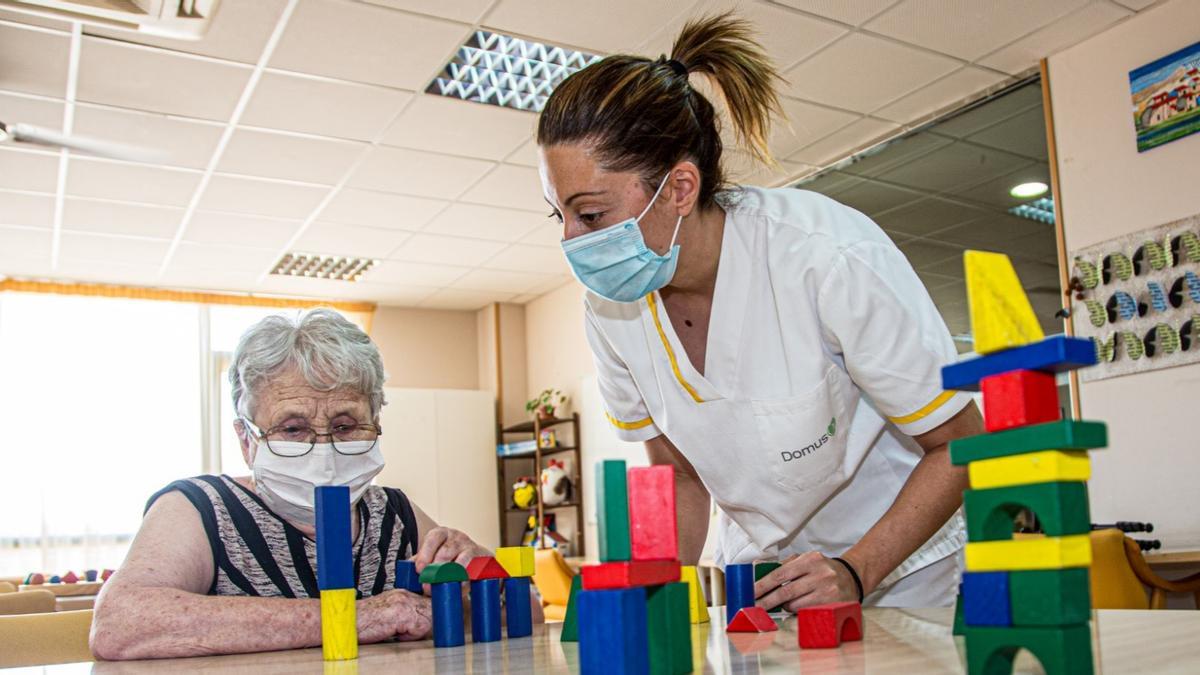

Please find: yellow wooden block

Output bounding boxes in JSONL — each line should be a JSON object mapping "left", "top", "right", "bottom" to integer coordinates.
{"left": 320, "top": 588, "right": 358, "bottom": 661}
{"left": 965, "top": 534, "right": 1091, "bottom": 572}
{"left": 968, "top": 450, "right": 1091, "bottom": 490}
{"left": 679, "top": 565, "right": 709, "bottom": 624}
{"left": 495, "top": 546, "right": 534, "bottom": 578}
{"left": 964, "top": 250, "right": 1045, "bottom": 354}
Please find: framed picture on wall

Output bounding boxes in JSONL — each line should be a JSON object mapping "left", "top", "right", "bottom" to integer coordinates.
{"left": 1129, "top": 38, "right": 1200, "bottom": 152}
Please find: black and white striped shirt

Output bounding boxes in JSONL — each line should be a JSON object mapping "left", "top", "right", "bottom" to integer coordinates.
{"left": 145, "top": 475, "right": 418, "bottom": 598}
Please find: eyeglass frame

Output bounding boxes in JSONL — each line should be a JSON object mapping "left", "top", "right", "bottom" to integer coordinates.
{"left": 238, "top": 416, "right": 383, "bottom": 458}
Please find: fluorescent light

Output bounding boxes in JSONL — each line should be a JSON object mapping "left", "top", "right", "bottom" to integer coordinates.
{"left": 270, "top": 253, "right": 376, "bottom": 282}
{"left": 1008, "top": 197, "right": 1055, "bottom": 225}
{"left": 426, "top": 30, "right": 603, "bottom": 113}
{"left": 1010, "top": 181, "right": 1049, "bottom": 198}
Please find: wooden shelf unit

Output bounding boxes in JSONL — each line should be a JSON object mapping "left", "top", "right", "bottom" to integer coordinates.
{"left": 496, "top": 413, "right": 584, "bottom": 555}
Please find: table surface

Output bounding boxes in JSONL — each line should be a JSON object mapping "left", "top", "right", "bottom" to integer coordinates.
{"left": 8, "top": 607, "right": 1199, "bottom": 674}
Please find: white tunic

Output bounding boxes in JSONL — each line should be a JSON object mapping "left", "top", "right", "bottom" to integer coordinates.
{"left": 584, "top": 186, "right": 971, "bottom": 601}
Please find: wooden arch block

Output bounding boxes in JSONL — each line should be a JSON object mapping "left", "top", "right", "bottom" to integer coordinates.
{"left": 964, "top": 482, "right": 1091, "bottom": 542}
{"left": 797, "top": 601, "right": 863, "bottom": 648}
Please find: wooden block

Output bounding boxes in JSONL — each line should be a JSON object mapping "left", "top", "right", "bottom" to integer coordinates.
{"left": 470, "top": 578, "right": 503, "bottom": 643}
{"left": 627, "top": 465, "right": 677, "bottom": 561}
{"left": 49, "top": 575, "right": 60, "bottom": 584}
{"left": 964, "top": 250, "right": 1045, "bottom": 355}
{"left": 319, "top": 587, "right": 358, "bottom": 661}
{"left": 964, "top": 624, "right": 1093, "bottom": 675}
{"left": 754, "top": 561, "right": 783, "bottom": 613}
{"left": 724, "top": 563, "right": 755, "bottom": 625}
{"left": 419, "top": 561, "right": 468, "bottom": 584}
{"left": 28, "top": 573, "right": 44, "bottom": 585}
{"left": 727, "top": 606, "right": 778, "bottom": 633}
{"left": 796, "top": 601, "right": 863, "bottom": 649}
{"left": 941, "top": 335, "right": 1097, "bottom": 392}
{"left": 84, "top": 570, "right": 97, "bottom": 582}
{"left": 579, "top": 588, "right": 649, "bottom": 675}
{"left": 101, "top": 569, "right": 113, "bottom": 581}
{"left": 504, "top": 577, "right": 533, "bottom": 638}
{"left": 980, "top": 369, "right": 1061, "bottom": 432}
{"left": 965, "top": 482, "right": 1091, "bottom": 542}
{"left": 962, "top": 572, "right": 1011, "bottom": 627}
{"left": 965, "top": 535, "right": 1092, "bottom": 572}
{"left": 1009, "top": 569, "right": 1091, "bottom": 627}
{"left": 495, "top": 546, "right": 535, "bottom": 578}
{"left": 560, "top": 573, "right": 582, "bottom": 642}
{"left": 394, "top": 560, "right": 422, "bottom": 594}
{"left": 597, "top": 460, "right": 632, "bottom": 562}
{"left": 581, "top": 560, "right": 680, "bottom": 590}
{"left": 679, "top": 565, "right": 709, "bottom": 624}
{"left": 951, "top": 420, "right": 1107, "bottom": 465}
{"left": 431, "top": 581, "right": 465, "bottom": 648}
{"left": 466, "top": 556, "right": 510, "bottom": 581}
{"left": 969, "top": 450, "right": 1091, "bottom": 490}
{"left": 61, "top": 571, "right": 78, "bottom": 584}
{"left": 646, "top": 582, "right": 693, "bottom": 674}
{"left": 315, "top": 485, "right": 354, "bottom": 591}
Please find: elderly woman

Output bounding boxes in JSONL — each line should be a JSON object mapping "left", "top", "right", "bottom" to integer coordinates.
{"left": 91, "top": 309, "right": 538, "bottom": 659}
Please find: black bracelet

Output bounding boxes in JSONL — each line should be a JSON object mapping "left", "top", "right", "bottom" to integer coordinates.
{"left": 831, "top": 557, "right": 865, "bottom": 603}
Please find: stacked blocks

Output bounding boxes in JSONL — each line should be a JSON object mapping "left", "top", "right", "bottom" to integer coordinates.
{"left": 394, "top": 560, "right": 422, "bottom": 594}
{"left": 315, "top": 485, "right": 357, "bottom": 661}
{"left": 496, "top": 546, "right": 535, "bottom": 639}
{"left": 796, "top": 602, "right": 863, "bottom": 649}
{"left": 420, "top": 562, "right": 468, "bottom": 647}
{"left": 679, "top": 566, "right": 709, "bottom": 624}
{"left": 560, "top": 573, "right": 583, "bottom": 642}
{"left": 467, "top": 556, "right": 508, "bottom": 643}
{"left": 944, "top": 251, "right": 1102, "bottom": 675}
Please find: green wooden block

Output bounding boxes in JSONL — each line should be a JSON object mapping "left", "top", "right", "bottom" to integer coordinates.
{"left": 951, "top": 420, "right": 1107, "bottom": 465}
{"left": 418, "top": 561, "right": 467, "bottom": 584}
{"left": 754, "top": 561, "right": 783, "bottom": 612}
{"left": 964, "top": 624, "right": 1093, "bottom": 675}
{"left": 647, "top": 583, "right": 693, "bottom": 675}
{"left": 1010, "top": 569, "right": 1091, "bottom": 627}
{"left": 964, "top": 482, "right": 1091, "bottom": 542}
{"left": 560, "top": 574, "right": 582, "bottom": 642}
{"left": 597, "top": 459, "right": 632, "bottom": 562}
{"left": 954, "top": 592, "right": 966, "bottom": 636}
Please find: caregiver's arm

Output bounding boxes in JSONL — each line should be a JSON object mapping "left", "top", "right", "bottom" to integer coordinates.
{"left": 647, "top": 434, "right": 711, "bottom": 565}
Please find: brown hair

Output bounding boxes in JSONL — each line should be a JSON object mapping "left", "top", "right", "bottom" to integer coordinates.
{"left": 537, "top": 12, "right": 784, "bottom": 207}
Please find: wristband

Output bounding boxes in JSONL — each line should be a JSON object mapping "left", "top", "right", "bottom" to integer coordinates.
{"left": 830, "top": 556, "right": 864, "bottom": 603}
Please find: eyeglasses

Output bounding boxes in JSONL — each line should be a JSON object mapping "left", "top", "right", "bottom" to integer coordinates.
{"left": 240, "top": 418, "right": 382, "bottom": 458}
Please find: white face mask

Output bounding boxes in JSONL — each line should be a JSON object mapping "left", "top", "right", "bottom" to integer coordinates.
{"left": 251, "top": 439, "right": 385, "bottom": 528}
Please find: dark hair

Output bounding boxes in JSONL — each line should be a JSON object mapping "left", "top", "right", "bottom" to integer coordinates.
{"left": 536, "top": 12, "right": 784, "bottom": 207}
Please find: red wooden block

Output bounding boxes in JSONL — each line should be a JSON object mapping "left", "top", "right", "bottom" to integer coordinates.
{"left": 980, "top": 369, "right": 1060, "bottom": 433}
{"left": 727, "top": 606, "right": 778, "bottom": 633}
{"left": 796, "top": 602, "right": 863, "bottom": 649}
{"left": 61, "top": 571, "right": 78, "bottom": 584}
{"left": 581, "top": 560, "right": 681, "bottom": 590}
{"left": 28, "top": 573, "right": 45, "bottom": 585}
{"left": 101, "top": 569, "right": 114, "bottom": 581}
{"left": 465, "top": 556, "right": 510, "bottom": 581}
{"left": 627, "top": 465, "right": 678, "bottom": 561}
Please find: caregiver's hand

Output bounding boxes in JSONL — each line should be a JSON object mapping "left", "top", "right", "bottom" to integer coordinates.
{"left": 754, "top": 552, "right": 859, "bottom": 612}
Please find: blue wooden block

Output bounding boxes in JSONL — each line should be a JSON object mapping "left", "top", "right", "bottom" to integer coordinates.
{"left": 394, "top": 559, "right": 422, "bottom": 594}
{"left": 470, "top": 578, "right": 503, "bottom": 643}
{"left": 505, "top": 577, "right": 533, "bottom": 639}
{"left": 315, "top": 485, "right": 354, "bottom": 590}
{"left": 941, "top": 335, "right": 1097, "bottom": 391}
{"left": 431, "top": 581, "right": 465, "bottom": 648}
{"left": 579, "top": 588, "right": 649, "bottom": 675}
{"left": 962, "top": 571, "right": 1011, "bottom": 627}
{"left": 724, "top": 563, "right": 755, "bottom": 625}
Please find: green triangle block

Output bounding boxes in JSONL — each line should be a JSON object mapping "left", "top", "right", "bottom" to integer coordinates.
{"left": 1010, "top": 569, "right": 1091, "bottom": 627}
{"left": 559, "top": 573, "right": 582, "bottom": 642}
{"left": 418, "top": 561, "right": 467, "bottom": 584}
{"left": 597, "top": 460, "right": 631, "bottom": 562}
{"left": 964, "top": 481, "right": 1091, "bottom": 542}
{"left": 964, "top": 624, "right": 1093, "bottom": 675}
{"left": 647, "top": 583, "right": 693, "bottom": 675}
{"left": 951, "top": 420, "right": 1107, "bottom": 465}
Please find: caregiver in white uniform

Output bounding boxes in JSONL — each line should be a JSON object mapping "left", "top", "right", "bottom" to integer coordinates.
{"left": 537, "top": 14, "right": 984, "bottom": 609}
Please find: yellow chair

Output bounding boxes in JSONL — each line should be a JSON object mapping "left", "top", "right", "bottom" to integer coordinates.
{"left": 0, "top": 590, "right": 56, "bottom": 615}
{"left": 0, "top": 582, "right": 15, "bottom": 594}
{"left": 0, "top": 609, "right": 93, "bottom": 668}
{"left": 532, "top": 548, "right": 575, "bottom": 621}
{"left": 1090, "top": 529, "right": 1200, "bottom": 609}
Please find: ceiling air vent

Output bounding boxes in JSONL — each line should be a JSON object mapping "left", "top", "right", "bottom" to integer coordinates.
{"left": 271, "top": 253, "right": 376, "bottom": 283}
{"left": 0, "top": 0, "right": 220, "bottom": 40}
{"left": 1007, "top": 197, "right": 1055, "bottom": 225}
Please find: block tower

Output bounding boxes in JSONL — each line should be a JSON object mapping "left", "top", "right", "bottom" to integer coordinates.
{"left": 315, "top": 485, "right": 358, "bottom": 662}
{"left": 943, "top": 251, "right": 1105, "bottom": 675}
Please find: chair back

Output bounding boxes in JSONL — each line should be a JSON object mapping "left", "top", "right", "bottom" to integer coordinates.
{"left": 0, "top": 590, "right": 56, "bottom": 616}
{"left": 0, "top": 609, "right": 94, "bottom": 668}
{"left": 533, "top": 548, "right": 575, "bottom": 607}
{"left": 0, "top": 582, "right": 15, "bottom": 594}
{"left": 1090, "top": 529, "right": 1150, "bottom": 609}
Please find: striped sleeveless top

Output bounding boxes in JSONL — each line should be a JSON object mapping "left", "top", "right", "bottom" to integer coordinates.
{"left": 146, "top": 475, "right": 418, "bottom": 598}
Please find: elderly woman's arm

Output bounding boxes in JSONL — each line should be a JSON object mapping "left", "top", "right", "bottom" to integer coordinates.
{"left": 90, "top": 492, "right": 430, "bottom": 660}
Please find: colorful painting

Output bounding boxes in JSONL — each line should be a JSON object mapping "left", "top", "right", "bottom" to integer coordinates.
{"left": 1129, "top": 39, "right": 1200, "bottom": 152}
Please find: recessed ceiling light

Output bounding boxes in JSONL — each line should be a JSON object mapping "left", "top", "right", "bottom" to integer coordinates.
{"left": 1010, "top": 181, "right": 1049, "bottom": 199}
{"left": 1008, "top": 197, "right": 1055, "bottom": 225}
{"left": 270, "top": 253, "right": 376, "bottom": 282}
{"left": 427, "top": 30, "right": 603, "bottom": 113}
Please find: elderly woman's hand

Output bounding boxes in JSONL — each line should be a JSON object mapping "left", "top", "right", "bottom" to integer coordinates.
{"left": 358, "top": 589, "right": 432, "bottom": 642}
{"left": 412, "top": 526, "right": 490, "bottom": 571}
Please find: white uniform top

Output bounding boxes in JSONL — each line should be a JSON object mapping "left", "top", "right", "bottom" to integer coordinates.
{"left": 584, "top": 186, "right": 971, "bottom": 596}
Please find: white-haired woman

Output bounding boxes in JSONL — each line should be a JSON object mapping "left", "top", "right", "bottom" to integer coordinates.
{"left": 91, "top": 309, "right": 537, "bottom": 659}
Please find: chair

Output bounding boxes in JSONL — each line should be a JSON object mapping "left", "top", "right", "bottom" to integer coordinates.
{"left": 0, "top": 609, "right": 93, "bottom": 668}
{"left": 532, "top": 548, "right": 575, "bottom": 621}
{"left": 0, "top": 582, "right": 15, "bottom": 594}
{"left": 1090, "top": 529, "right": 1200, "bottom": 609}
{"left": 0, "top": 590, "right": 56, "bottom": 616}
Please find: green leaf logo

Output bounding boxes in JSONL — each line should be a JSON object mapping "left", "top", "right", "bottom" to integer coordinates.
{"left": 827, "top": 417, "right": 837, "bottom": 437}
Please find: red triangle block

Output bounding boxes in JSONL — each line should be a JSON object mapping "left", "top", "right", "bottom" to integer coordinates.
{"left": 727, "top": 606, "right": 778, "bottom": 633}
{"left": 466, "top": 556, "right": 510, "bottom": 581}
{"left": 61, "top": 571, "right": 79, "bottom": 584}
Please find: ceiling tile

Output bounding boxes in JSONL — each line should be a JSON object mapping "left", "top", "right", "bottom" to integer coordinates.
{"left": 243, "top": 71, "right": 412, "bottom": 142}
{"left": 218, "top": 128, "right": 364, "bottom": 185}
{"left": 482, "top": 243, "right": 569, "bottom": 275}
{"left": 0, "top": 225, "right": 50, "bottom": 260}
{"left": 0, "top": 191, "right": 54, "bottom": 227}
{"left": 772, "top": 98, "right": 861, "bottom": 159}
{"left": 160, "top": 267, "right": 265, "bottom": 293}
{"left": 1114, "top": 0, "right": 1158, "bottom": 9}
{"left": 784, "top": 33, "right": 959, "bottom": 113}
{"left": 506, "top": 138, "right": 540, "bottom": 168}
{"left": 787, "top": 117, "right": 899, "bottom": 165}
{"left": 829, "top": 179, "right": 923, "bottom": 216}
{"left": 978, "top": 2, "right": 1132, "bottom": 74}
{"left": 256, "top": 274, "right": 366, "bottom": 299}
{"left": 873, "top": 197, "right": 990, "bottom": 237}
{"left": 53, "top": 258, "right": 162, "bottom": 285}
{"left": 361, "top": 0, "right": 491, "bottom": 23}
{"left": 388, "top": 233, "right": 507, "bottom": 266}
{"left": 0, "top": 91, "right": 64, "bottom": 130}
{"left": 66, "top": 158, "right": 200, "bottom": 206}
{"left": 418, "top": 287, "right": 516, "bottom": 311}
{"left": 873, "top": 67, "right": 1007, "bottom": 124}
{"left": 347, "top": 146, "right": 493, "bottom": 200}
{"left": 183, "top": 210, "right": 302, "bottom": 249}
{"left": 198, "top": 174, "right": 328, "bottom": 219}
{"left": 422, "top": 203, "right": 544, "bottom": 242}
{"left": 347, "top": 280, "right": 439, "bottom": 306}
{"left": 0, "top": 254, "right": 52, "bottom": 278}
{"left": 270, "top": 0, "right": 469, "bottom": 90}
{"left": 83, "top": 0, "right": 288, "bottom": 64}
{"left": 320, "top": 188, "right": 446, "bottom": 230}
{"left": 77, "top": 37, "right": 252, "bottom": 122}
{"left": 954, "top": 163, "right": 1051, "bottom": 209}
{"left": 792, "top": 169, "right": 862, "bottom": 195}
{"left": 62, "top": 198, "right": 182, "bottom": 238}
{"left": 58, "top": 232, "right": 168, "bottom": 266}
{"left": 864, "top": 0, "right": 1089, "bottom": 61}
{"left": 0, "top": 25, "right": 69, "bottom": 97}
{"left": 874, "top": 143, "right": 1031, "bottom": 194}
{"left": 0, "top": 148, "right": 59, "bottom": 193}
{"left": 485, "top": 0, "right": 689, "bottom": 54}
{"left": 840, "top": 130, "right": 951, "bottom": 177}
{"left": 897, "top": 237, "right": 963, "bottom": 269}
{"left": 772, "top": 0, "right": 899, "bottom": 26}
{"left": 966, "top": 107, "right": 1048, "bottom": 159}
{"left": 458, "top": 164, "right": 544, "bottom": 211}
{"left": 927, "top": 214, "right": 1048, "bottom": 253}
{"left": 452, "top": 267, "right": 557, "bottom": 294}
{"left": 0, "top": 7, "right": 72, "bottom": 31}
{"left": 363, "top": 260, "right": 471, "bottom": 286}
{"left": 724, "top": 150, "right": 815, "bottom": 188}
{"left": 171, "top": 242, "right": 278, "bottom": 272}
{"left": 519, "top": 220, "right": 563, "bottom": 247}
{"left": 71, "top": 104, "right": 224, "bottom": 170}
{"left": 292, "top": 221, "right": 412, "bottom": 258}
{"left": 382, "top": 95, "right": 535, "bottom": 161}
{"left": 931, "top": 82, "right": 1043, "bottom": 138}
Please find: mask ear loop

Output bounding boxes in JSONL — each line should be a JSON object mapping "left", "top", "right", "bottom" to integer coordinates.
{"left": 638, "top": 171, "right": 684, "bottom": 251}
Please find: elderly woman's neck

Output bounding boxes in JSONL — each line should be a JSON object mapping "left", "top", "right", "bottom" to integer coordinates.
{"left": 233, "top": 475, "right": 361, "bottom": 543}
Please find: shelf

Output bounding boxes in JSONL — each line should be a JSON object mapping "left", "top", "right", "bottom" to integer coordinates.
{"left": 501, "top": 416, "right": 575, "bottom": 434}
{"left": 497, "top": 445, "right": 577, "bottom": 460}
{"left": 544, "top": 501, "right": 581, "bottom": 509}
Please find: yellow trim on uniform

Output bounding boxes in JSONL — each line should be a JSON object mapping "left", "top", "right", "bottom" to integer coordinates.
{"left": 888, "top": 390, "right": 957, "bottom": 425}
{"left": 645, "top": 292, "right": 705, "bottom": 403}
{"left": 606, "top": 411, "right": 654, "bottom": 431}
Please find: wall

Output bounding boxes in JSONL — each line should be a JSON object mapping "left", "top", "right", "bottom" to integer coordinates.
{"left": 371, "top": 306, "right": 478, "bottom": 390}
{"left": 475, "top": 302, "right": 529, "bottom": 429}
{"left": 1049, "top": 0, "right": 1200, "bottom": 552}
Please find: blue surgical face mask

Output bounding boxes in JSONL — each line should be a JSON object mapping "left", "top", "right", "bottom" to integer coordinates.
{"left": 560, "top": 172, "right": 683, "bottom": 303}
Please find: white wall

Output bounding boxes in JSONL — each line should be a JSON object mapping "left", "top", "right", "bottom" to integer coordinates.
{"left": 372, "top": 306, "right": 479, "bottom": 390}
{"left": 1049, "top": 0, "right": 1200, "bottom": 551}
